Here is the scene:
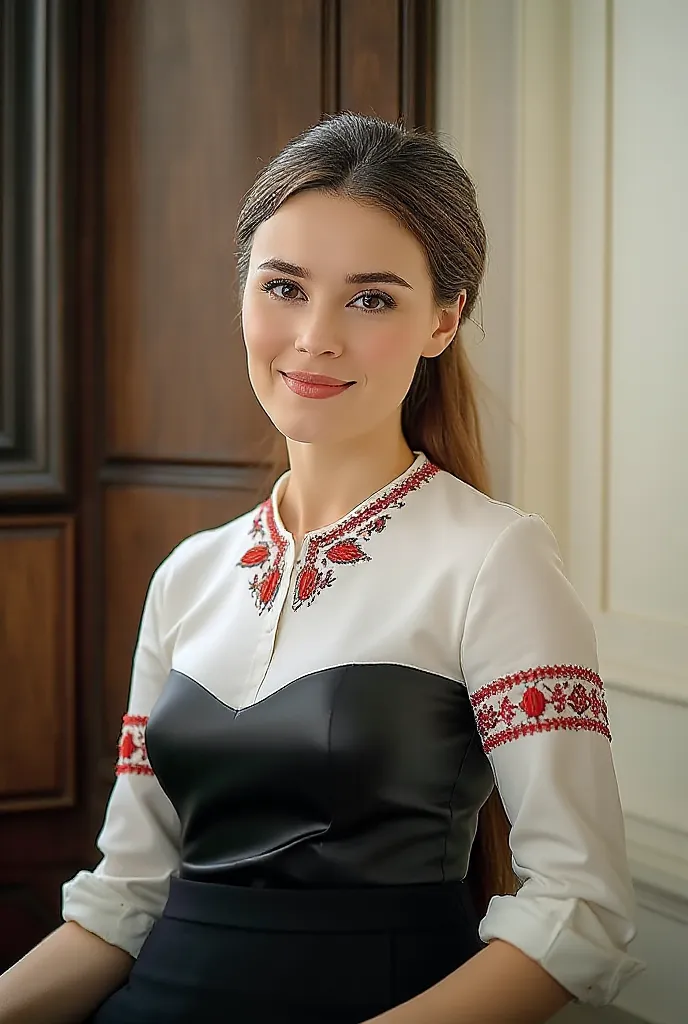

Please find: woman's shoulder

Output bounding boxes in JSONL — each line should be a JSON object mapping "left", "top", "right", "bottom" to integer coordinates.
{"left": 153, "top": 502, "right": 262, "bottom": 592}
{"left": 425, "top": 469, "right": 572, "bottom": 605}
{"left": 432, "top": 466, "right": 545, "bottom": 551}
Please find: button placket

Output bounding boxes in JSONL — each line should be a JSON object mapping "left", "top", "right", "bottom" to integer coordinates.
{"left": 250, "top": 539, "right": 295, "bottom": 704}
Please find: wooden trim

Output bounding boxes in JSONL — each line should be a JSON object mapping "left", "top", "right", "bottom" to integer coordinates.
{"left": 400, "top": 0, "right": 436, "bottom": 128}
{"left": 99, "top": 461, "right": 267, "bottom": 493}
{"left": 0, "top": 0, "right": 77, "bottom": 502}
{"left": 76, "top": 0, "right": 107, "bottom": 829}
{"left": 321, "top": 0, "right": 340, "bottom": 114}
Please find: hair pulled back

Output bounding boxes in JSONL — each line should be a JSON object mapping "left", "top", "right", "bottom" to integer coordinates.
{"left": 236, "top": 113, "right": 517, "bottom": 915}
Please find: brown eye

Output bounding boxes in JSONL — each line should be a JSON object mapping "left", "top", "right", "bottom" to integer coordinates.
{"left": 350, "top": 290, "right": 396, "bottom": 313}
{"left": 276, "top": 282, "right": 300, "bottom": 300}
{"left": 261, "top": 279, "right": 304, "bottom": 301}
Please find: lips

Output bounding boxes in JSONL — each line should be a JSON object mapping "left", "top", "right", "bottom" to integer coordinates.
{"left": 279, "top": 370, "right": 355, "bottom": 401}
{"left": 282, "top": 371, "right": 353, "bottom": 387}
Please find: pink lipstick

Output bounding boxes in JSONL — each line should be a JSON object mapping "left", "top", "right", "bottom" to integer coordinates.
{"left": 280, "top": 371, "right": 354, "bottom": 400}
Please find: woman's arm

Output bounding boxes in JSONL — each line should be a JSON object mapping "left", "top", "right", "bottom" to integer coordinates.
{"left": 0, "top": 921, "right": 133, "bottom": 1024}
{"left": 371, "top": 514, "right": 644, "bottom": 1023}
{"left": 366, "top": 939, "right": 571, "bottom": 1024}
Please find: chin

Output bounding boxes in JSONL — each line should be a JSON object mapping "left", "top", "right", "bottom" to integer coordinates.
{"left": 280, "top": 422, "right": 341, "bottom": 445}
{"left": 265, "top": 410, "right": 354, "bottom": 447}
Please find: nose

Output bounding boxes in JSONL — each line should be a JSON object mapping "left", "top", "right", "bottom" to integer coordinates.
{"left": 294, "top": 307, "right": 343, "bottom": 358}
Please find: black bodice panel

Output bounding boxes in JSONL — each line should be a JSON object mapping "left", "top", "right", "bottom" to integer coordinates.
{"left": 146, "top": 664, "right": 495, "bottom": 888}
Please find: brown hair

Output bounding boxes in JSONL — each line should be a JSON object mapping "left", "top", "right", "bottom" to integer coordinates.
{"left": 236, "top": 113, "right": 517, "bottom": 917}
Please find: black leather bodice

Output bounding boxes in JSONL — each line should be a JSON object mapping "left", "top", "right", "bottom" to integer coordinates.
{"left": 146, "top": 664, "right": 494, "bottom": 887}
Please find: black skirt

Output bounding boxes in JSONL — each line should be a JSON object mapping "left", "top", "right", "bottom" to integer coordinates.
{"left": 89, "top": 877, "right": 483, "bottom": 1024}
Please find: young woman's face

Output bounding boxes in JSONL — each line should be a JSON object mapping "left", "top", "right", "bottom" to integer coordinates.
{"left": 241, "top": 190, "right": 460, "bottom": 447}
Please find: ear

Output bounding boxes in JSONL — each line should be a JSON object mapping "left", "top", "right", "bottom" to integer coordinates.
{"left": 422, "top": 290, "right": 468, "bottom": 358}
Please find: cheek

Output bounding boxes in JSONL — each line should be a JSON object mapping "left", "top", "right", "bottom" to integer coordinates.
{"left": 242, "top": 294, "right": 285, "bottom": 366}
{"left": 361, "top": 321, "right": 423, "bottom": 381}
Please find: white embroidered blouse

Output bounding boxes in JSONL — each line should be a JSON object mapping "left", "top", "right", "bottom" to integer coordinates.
{"left": 62, "top": 453, "right": 644, "bottom": 1005}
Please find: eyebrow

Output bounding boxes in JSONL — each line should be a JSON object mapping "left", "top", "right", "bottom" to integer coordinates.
{"left": 256, "top": 258, "right": 413, "bottom": 289}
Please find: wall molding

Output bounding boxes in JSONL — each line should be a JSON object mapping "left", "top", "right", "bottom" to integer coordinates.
{"left": 567, "top": 0, "right": 688, "bottom": 707}
{"left": 605, "top": 670, "right": 688, "bottom": 710}
{"left": 511, "top": 0, "right": 572, "bottom": 547}
{"left": 625, "top": 812, "right": 688, "bottom": 925}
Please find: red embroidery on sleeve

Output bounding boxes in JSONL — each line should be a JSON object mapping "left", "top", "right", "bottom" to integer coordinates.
{"left": 470, "top": 665, "right": 611, "bottom": 752}
{"left": 116, "top": 714, "right": 154, "bottom": 775}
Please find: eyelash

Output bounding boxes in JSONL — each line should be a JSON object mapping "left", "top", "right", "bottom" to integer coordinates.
{"left": 260, "top": 278, "right": 397, "bottom": 314}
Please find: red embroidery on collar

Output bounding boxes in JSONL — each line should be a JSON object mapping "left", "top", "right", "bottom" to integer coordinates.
{"left": 292, "top": 460, "right": 439, "bottom": 610}
{"left": 470, "top": 665, "right": 611, "bottom": 752}
{"left": 239, "top": 459, "right": 439, "bottom": 613}
{"left": 116, "top": 714, "right": 154, "bottom": 775}
{"left": 239, "top": 500, "right": 289, "bottom": 614}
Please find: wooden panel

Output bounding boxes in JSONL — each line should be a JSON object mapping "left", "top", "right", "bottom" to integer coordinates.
{"left": 401, "top": 0, "right": 436, "bottom": 128}
{"left": 339, "top": 0, "right": 435, "bottom": 126}
{"left": 340, "top": 0, "right": 401, "bottom": 120}
{"left": 0, "top": 0, "right": 76, "bottom": 500}
{"left": 101, "top": 479, "right": 262, "bottom": 752}
{"left": 0, "top": 517, "right": 75, "bottom": 810}
{"left": 104, "top": 0, "right": 323, "bottom": 464}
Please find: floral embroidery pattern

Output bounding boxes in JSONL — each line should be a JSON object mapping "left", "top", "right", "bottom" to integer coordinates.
{"left": 116, "top": 714, "right": 153, "bottom": 775}
{"left": 291, "top": 461, "right": 438, "bottom": 610}
{"left": 239, "top": 500, "right": 289, "bottom": 614}
{"left": 470, "top": 665, "right": 610, "bottom": 753}
{"left": 239, "top": 459, "right": 439, "bottom": 613}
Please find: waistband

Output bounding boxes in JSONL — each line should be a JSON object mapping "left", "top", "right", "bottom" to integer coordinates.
{"left": 164, "top": 876, "right": 476, "bottom": 934}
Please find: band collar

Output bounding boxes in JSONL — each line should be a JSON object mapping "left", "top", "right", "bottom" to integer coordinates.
{"left": 240, "top": 452, "right": 440, "bottom": 613}
{"left": 268, "top": 451, "right": 435, "bottom": 547}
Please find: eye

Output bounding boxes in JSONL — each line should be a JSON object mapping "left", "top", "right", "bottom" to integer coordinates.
{"left": 260, "top": 278, "right": 305, "bottom": 302}
{"left": 348, "top": 290, "right": 397, "bottom": 313}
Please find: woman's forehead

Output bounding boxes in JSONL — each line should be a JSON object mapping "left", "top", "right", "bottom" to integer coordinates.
{"left": 249, "top": 191, "right": 428, "bottom": 282}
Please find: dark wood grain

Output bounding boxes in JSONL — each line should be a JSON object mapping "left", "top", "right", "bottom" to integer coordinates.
{"left": 0, "top": 517, "right": 75, "bottom": 811}
{"left": 0, "top": 0, "right": 93, "bottom": 971}
{"left": 339, "top": 0, "right": 435, "bottom": 126}
{"left": 0, "top": 0, "right": 77, "bottom": 500}
{"left": 104, "top": 0, "right": 322, "bottom": 464}
{"left": 400, "top": 0, "right": 436, "bottom": 128}
{"left": 340, "top": 0, "right": 401, "bottom": 120}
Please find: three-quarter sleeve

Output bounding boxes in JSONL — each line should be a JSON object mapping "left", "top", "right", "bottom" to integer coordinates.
{"left": 62, "top": 562, "right": 181, "bottom": 958}
{"left": 461, "top": 513, "right": 645, "bottom": 1006}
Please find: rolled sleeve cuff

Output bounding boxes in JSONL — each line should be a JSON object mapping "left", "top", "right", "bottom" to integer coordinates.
{"left": 478, "top": 894, "right": 645, "bottom": 1006}
{"left": 62, "top": 870, "right": 163, "bottom": 959}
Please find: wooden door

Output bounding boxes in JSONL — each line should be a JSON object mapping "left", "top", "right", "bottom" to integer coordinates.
{"left": 0, "top": 0, "right": 435, "bottom": 970}
{"left": 0, "top": 0, "right": 85, "bottom": 971}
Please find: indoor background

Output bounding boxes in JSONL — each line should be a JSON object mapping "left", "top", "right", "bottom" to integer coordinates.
{"left": 0, "top": 2, "right": 685, "bottom": 1022}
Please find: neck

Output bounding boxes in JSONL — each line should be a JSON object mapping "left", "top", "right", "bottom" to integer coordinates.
{"left": 279, "top": 426, "right": 416, "bottom": 542}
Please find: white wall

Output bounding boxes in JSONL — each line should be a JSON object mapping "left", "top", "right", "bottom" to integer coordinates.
{"left": 437, "top": 3, "right": 688, "bottom": 1023}
{"left": 436, "top": 0, "right": 519, "bottom": 503}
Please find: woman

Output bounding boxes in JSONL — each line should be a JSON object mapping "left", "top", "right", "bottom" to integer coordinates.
{"left": 0, "top": 113, "right": 643, "bottom": 1023}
